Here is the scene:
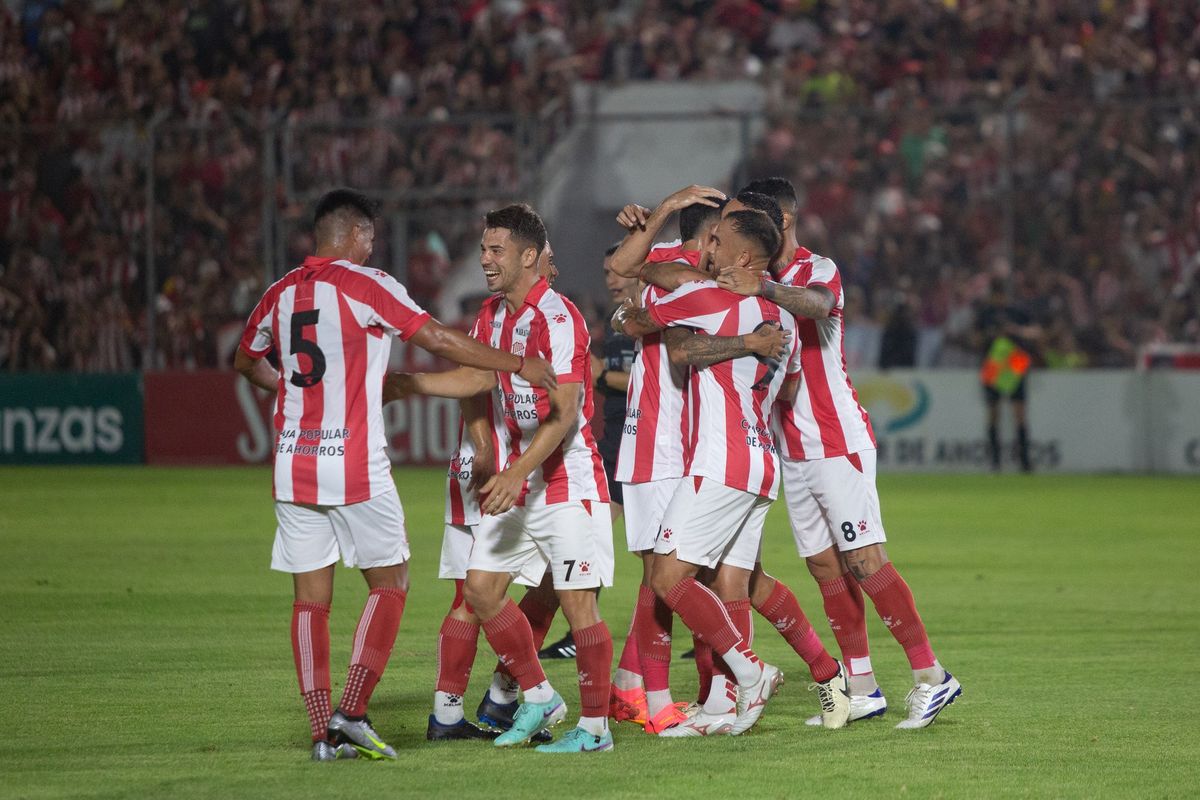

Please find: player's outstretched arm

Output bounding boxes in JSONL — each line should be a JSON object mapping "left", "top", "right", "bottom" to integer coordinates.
{"left": 612, "top": 299, "right": 664, "bottom": 339}
{"left": 234, "top": 347, "right": 278, "bottom": 392}
{"left": 717, "top": 268, "right": 835, "bottom": 320}
{"left": 409, "top": 319, "right": 557, "bottom": 391}
{"left": 387, "top": 366, "right": 497, "bottom": 400}
{"left": 663, "top": 323, "right": 790, "bottom": 369}
{"left": 640, "top": 261, "right": 708, "bottom": 293}
{"left": 479, "top": 382, "right": 580, "bottom": 515}
{"left": 609, "top": 185, "right": 726, "bottom": 277}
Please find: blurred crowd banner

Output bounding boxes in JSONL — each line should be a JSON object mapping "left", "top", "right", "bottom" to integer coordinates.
{"left": 0, "top": 374, "right": 142, "bottom": 464}
{"left": 4, "top": 371, "right": 1199, "bottom": 473}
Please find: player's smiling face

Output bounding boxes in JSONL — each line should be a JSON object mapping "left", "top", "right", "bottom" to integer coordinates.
{"left": 480, "top": 227, "right": 535, "bottom": 294}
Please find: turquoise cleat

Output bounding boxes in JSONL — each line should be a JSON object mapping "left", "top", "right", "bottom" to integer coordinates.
{"left": 493, "top": 693, "right": 567, "bottom": 747}
{"left": 535, "top": 727, "right": 614, "bottom": 753}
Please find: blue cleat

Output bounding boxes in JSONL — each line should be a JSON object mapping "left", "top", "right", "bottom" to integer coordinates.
{"left": 426, "top": 715, "right": 501, "bottom": 741}
{"left": 535, "top": 727, "right": 614, "bottom": 753}
{"left": 476, "top": 693, "right": 552, "bottom": 743}
{"left": 493, "top": 693, "right": 567, "bottom": 747}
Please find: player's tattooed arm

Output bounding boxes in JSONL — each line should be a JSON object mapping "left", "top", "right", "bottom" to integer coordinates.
{"left": 717, "top": 267, "right": 835, "bottom": 320}
{"left": 663, "top": 324, "right": 790, "bottom": 369}
{"left": 234, "top": 348, "right": 278, "bottom": 392}
{"left": 480, "top": 383, "right": 580, "bottom": 515}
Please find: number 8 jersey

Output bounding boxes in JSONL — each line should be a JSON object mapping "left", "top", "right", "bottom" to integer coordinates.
{"left": 239, "top": 256, "right": 432, "bottom": 505}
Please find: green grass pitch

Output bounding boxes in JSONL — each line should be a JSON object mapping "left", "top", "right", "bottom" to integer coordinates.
{"left": 2, "top": 467, "right": 1198, "bottom": 799}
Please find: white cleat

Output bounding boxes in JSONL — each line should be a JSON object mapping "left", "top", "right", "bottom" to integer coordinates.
{"left": 730, "top": 663, "right": 784, "bottom": 735}
{"left": 805, "top": 688, "right": 887, "bottom": 726}
{"left": 896, "top": 671, "right": 962, "bottom": 729}
{"left": 807, "top": 660, "right": 850, "bottom": 730}
{"left": 656, "top": 709, "right": 736, "bottom": 737}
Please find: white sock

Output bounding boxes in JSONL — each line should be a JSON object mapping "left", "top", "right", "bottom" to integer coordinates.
{"left": 718, "top": 646, "right": 762, "bottom": 687}
{"left": 645, "top": 689, "right": 674, "bottom": 717}
{"left": 612, "top": 668, "right": 644, "bottom": 692}
{"left": 702, "top": 675, "right": 736, "bottom": 715}
{"left": 524, "top": 680, "right": 555, "bottom": 704}
{"left": 913, "top": 660, "right": 946, "bottom": 687}
{"left": 488, "top": 671, "right": 519, "bottom": 704}
{"left": 847, "top": 656, "right": 878, "bottom": 695}
{"left": 433, "top": 691, "right": 465, "bottom": 725}
{"left": 577, "top": 715, "right": 608, "bottom": 736}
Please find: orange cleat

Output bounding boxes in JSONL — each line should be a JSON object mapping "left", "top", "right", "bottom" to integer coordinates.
{"left": 609, "top": 685, "right": 649, "bottom": 725}
{"left": 644, "top": 702, "right": 690, "bottom": 734}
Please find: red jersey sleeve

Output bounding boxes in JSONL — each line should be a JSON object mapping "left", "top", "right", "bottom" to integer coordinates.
{"left": 239, "top": 288, "right": 277, "bottom": 357}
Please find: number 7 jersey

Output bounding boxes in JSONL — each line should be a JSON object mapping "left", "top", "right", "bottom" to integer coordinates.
{"left": 239, "top": 255, "right": 432, "bottom": 505}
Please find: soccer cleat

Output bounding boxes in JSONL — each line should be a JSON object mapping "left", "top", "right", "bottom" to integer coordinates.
{"left": 534, "top": 726, "right": 614, "bottom": 753}
{"left": 493, "top": 693, "right": 567, "bottom": 747}
{"left": 643, "top": 702, "right": 689, "bottom": 734}
{"left": 730, "top": 663, "right": 784, "bottom": 735}
{"left": 805, "top": 688, "right": 887, "bottom": 726}
{"left": 538, "top": 632, "right": 576, "bottom": 659}
{"left": 426, "top": 715, "right": 502, "bottom": 741}
{"left": 656, "top": 709, "right": 735, "bottom": 737}
{"left": 311, "top": 740, "right": 358, "bottom": 761}
{"left": 475, "top": 693, "right": 553, "bottom": 743}
{"left": 679, "top": 648, "right": 696, "bottom": 659}
{"left": 807, "top": 660, "right": 851, "bottom": 730}
{"left": 895, "top": 671, "right": 962, "bottom": 729}
{"left": 609, "top": 685, "right": 649, "bottom": 725}
{"left": 326, "top": 711, "right": 396, "bottom": 760}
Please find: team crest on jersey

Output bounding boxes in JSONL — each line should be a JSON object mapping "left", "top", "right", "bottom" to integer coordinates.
{"left": 512, "top": 342, "right": 526, "bottom": 356}
{"left": 579, "top": 561, "right": 591, "bottom": 575}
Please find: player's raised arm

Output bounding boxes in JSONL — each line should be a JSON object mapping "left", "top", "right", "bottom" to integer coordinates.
{"left": 407, "top": 319, "right": 557, "bottom": 391}
{"left": 609, "top": 185, "right": 726, "bottom": 278}
{"left": 478, "top": 381, "right": 581, "bottom": 515}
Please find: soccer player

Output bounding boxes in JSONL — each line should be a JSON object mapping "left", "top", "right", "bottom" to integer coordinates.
{"left": 423, "top": 242, "right": 564, "bottom": 743}
{"left": 606, "top": 186, "right": 791, "bottom": 734}
{"left": 390, "top": 204, "right": 617, "bottom": 754}
{"left": 234, "top": 189, "right": 557, "bottom": 762}
{"left": 614, "top": 208, "right": 826, "bottom": 737}
{"left": 717, "top": 176, "right": 962, "bottom": 729}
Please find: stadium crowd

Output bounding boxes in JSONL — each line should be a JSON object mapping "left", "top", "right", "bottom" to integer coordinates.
{"left": 1, "top": 0, "right": 1197, "bottom": 371}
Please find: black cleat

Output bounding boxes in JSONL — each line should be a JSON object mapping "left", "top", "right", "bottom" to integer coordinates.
{"left": 538, "top": 632, "right": 576, "bottom": 659}
{"left": 680, "top": 648, "right": 696, "bottom": 659}
{"left": 426, "top": 715, "right": 502, "bottom": 741}
{"left": 476, "top": 693, "right": 553, "bottom": 743}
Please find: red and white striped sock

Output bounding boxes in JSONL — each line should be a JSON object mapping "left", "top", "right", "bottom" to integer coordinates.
{"left": 692, "top": 633, "right": 714, "bottom": 705}
{"left": 819, "top": 572, "right": 877, "bottom": 693}
{"left": 636, "top": 585, "right": 674, "bottom": 709}
{"left": 573, "top": 621, "right": 613, "bottom": 720}
{"left": 434, "top": 615, "right": 479, "bottom": 723}
{"left": 493, "top": 591, "right": 558, "bottom": 684}
{"left": 338, "top": 587, "right": 406, "bottom": 718}
{"left": 663, "top": 578, "right": 759, "bottom": 686}
{"left": 754, "top": 580, "right": 838, "bottom": 683}
{"left": 481, "top": 598, "right": 548, "bottom": 693}
{"left": 292, "top": 601, "right": 332, "bottom": 741}
{"left": 861, "top": 563, "right": 942, "bottom": 683}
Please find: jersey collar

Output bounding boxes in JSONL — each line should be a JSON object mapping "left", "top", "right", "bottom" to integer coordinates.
{"left": 522, "top": 276, "right": 552, "bottom": 308}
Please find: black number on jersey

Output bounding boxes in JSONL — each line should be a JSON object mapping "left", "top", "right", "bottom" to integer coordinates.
{"left": 841, "top": 521, "right": 856, "bottom": 543}
{"left": 563, "top": 559, "right": 576, "bottom": 581}
{"left": 289, "top": 309, "right": 327, "bottom": 388}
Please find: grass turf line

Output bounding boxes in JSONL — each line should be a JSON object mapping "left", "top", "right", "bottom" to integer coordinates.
{"left": 1, "top": 467, "right": 1198, "bottom": 799}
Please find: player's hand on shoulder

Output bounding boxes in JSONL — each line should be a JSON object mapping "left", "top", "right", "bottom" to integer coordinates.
{"left": 519, "top": 355, "right": 558, "bottom": 391}
{"left": 617, "top": 204, "right": 651, "bottom": 231}
{"left": 480, "top": 469, "right": 523, "bottom": 515}
{"left": 747, "top": 321, "right": 790, "bottom": 360}
{"left": 717, "top": 266, "right": 762, "bottom": 297}
{"left": 382, "top": 372, "right": 416, "bottom": 403}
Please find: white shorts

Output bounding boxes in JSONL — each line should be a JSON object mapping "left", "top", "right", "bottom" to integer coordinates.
{"left": 621, "top": 477, "right": 683, "bottom": 552}
{"left": 654, "top": 477, "right": 771, "bottom": 570}
{"left": 271, "top": 489, "right": 409, "bottom": 573}
{"left": 439, "top": 522, "right": 545, "bottom": 587}
{"left": 469, "top": 500, "right": 615, "bottom": 590}
{"left": 781, "top": 450, "right": 887, "bottom": 558}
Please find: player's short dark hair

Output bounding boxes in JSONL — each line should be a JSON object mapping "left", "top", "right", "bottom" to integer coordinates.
{"left": 733, "top": 191, "right": 784, "bottom": 233}
{"left": 679, "top": 198, "right": 727, "bottom": 242}
{"left": 484, "top": 203, "right": 546, "bottom": 256}
{"left": 604, "top": 242, "right": 621, "bottom": 257}
{"left": 741, "top": 177, "right": 798, "bottom": 213}
{"left": 313, "top": 188, "right": 377, "bottom": 230}
{"left": 727, "top": 209, "right": 781, "bottom": 260}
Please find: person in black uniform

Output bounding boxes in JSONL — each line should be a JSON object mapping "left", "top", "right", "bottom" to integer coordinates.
{"left": 540, "top": 244, "right": 638, "bottom": 659}
{"left": 974, "top": 279, "right": 1041, "bottom": 472}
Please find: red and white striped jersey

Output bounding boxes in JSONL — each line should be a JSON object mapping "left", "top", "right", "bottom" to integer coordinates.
{"left": 476, "top": 278, "right": 609, "bottom": 506}
{"left": 444, "top": 315, "right": 508, "bottom": 525}
{"left": 240, "top": 256, "right": 431, "bottom": 505}
{"left": 646, "top": 280, "right": 802, "bottom": 499}
{"left": 615, "top": 240, "right": 701, "bottom": 484}
{"left": 771, "top": 247, "right": 876, "bottom": 460}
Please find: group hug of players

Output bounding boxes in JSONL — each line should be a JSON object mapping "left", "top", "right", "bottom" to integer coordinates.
{"left": 236, "top": 178, "right": 962, "bottom": 761}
